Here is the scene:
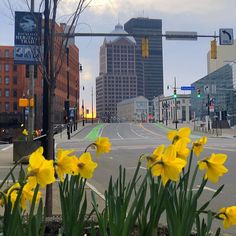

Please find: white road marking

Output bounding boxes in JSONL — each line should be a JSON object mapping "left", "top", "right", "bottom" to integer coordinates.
{"left": 130, "top": 123, "right": 147, "bottom": 139}
{"left": 196, "top": 185, "right": 217, "bottom": 192}
{"left": 86, "top": 181, "right": 105, "bottom": 200}
{"left": 99, "top": 124, "right": 107, "bottom": 137}
{"left": 116, "top": 123, "right": 124, "bottom": 139}
{"left": 1, "top": 144, "right": 13, "bottom": 151}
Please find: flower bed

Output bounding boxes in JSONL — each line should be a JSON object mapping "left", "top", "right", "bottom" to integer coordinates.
{"left": 0, "top": 128, "right": 235, "bottom": 236}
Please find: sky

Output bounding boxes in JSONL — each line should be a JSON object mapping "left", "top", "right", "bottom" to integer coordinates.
{"left": 0, "top": 0, "right": 236, "bottom": 116}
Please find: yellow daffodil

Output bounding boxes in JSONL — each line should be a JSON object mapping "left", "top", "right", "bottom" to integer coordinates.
{"left": 174, "top": 139, "right": 190, "bottom": 161}
{"left": 27, "top": 147, "right": 56, "bottom": 188}
{"left": 192, "top": 136, "right": 207, "bottom": 157}
{"left": 55, "top": 148, "right": 78, "bottom": 182}
{"left": 218, "top": 206, "right": 236, "bottom": 229}
{"left": 167, "top": 127, "right": 191, "bottom": 144}
{"left": 147, "top": 145, "right": 165, "bottom": 168}
{"left": 22, "top": 129, "right": 28, "bottom": 136}
{"left": 95, "top": 137, "right": 111, "bottom": 156}
{"left": 151, "top": 145, "right": 186, "bottom": 185}
{"left": 74, "top": 152, "right": 98, "bottom": 179}
{"left": 6, "top": 182, "right": 41, "bottom": 209}
{"left": 198, "top": 153, "right": 228, "bottom": 183}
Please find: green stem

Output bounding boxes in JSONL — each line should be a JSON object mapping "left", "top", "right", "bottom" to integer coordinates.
{"left": 84, "top": 143, "right": 96, "bottom": 153}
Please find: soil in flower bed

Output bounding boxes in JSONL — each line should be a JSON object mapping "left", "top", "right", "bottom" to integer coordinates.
{"left": 44, "top": 216, "right": 198, "bottom": 236}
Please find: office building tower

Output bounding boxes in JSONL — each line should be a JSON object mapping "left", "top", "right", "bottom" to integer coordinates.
{"left": 124, "top": 18, "right": 163, "bottom": 100}
{"left": 96, "top": 24, "right": 137, "bottom": 121}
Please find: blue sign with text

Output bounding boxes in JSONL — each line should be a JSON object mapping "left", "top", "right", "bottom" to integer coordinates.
{"left": 14, "top": 11, "right": 42, "bottom": 65}
{"left": 180, "top": 86, "right": 195, "bottom": 91}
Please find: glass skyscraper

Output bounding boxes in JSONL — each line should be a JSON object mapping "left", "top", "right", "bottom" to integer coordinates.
{"left": 124, "top": 18, "right": 163, "bottom": 100}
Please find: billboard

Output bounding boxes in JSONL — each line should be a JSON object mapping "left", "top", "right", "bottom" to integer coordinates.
{"left": 14, "top": 11, "right": 42, "bottom": 64}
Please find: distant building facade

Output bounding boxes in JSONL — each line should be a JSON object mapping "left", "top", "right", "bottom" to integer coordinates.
{"left": 159, "top": 95, "right": 191, "bottom": 124}
{"left": 96, "top": 24, "right": 137, "bottom": 120}
{"left": 191, "top": 63, "right": 236, "bottom": 126}
{"left": 0, "top": 23, "right": 80, "bottom": 129}
{"left": 124, "top": 18, "right": 163, "bottom": 100}
{"left": 117, "top": 96, "right": 149, "bottom": 122}
{"left": 207, "top": 39, "right": 236, "bottom": 74}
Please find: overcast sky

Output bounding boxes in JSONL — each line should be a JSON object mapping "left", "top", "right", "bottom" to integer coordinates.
{"left": 0, "top": 0, "right": 236, "bottom": 115}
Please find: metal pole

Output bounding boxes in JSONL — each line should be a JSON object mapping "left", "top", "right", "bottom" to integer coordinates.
{"left": 28, "top": 0, "right": 35, "bottom": 140}
{"left": 82, "top": 99, "right": 85, "bottom": 126}
{"left": 165, "top": 102, "right": 168, "bottom": 126}
{"left": 174, "top": 77, "right": 178, "bottom": 130}
{"left": 207, "top": 93, "right": 210, "bottom": 131}
{"left": 66, "top": 47, "right": 70, "bottom": 139}
{"left": 92, "top": 87, "right": 94, "bottom": 124}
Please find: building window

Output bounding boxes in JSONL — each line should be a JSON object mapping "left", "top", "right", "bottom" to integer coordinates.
{"left": 13, "top": 90, "right": 17, "bottom": 97}
{"left": 5, "top": 102, "right": 9, "bottom": 112}
{"left": 0, "top": 90, "right": 2, "bottom": 97}
{"left": 13, "top": 102, "right": 17, "bottom": 111}
{"left": 5, "top": 64, "right": 9, "bottom": 72}
{"left": 5, "top": 89, "right": 10, "bottom": 97}
{"left": 13, "top": 76, "right": 17, "bottom": 84}
{"left": 5, "top": 77, "right": 9, "bottom": 85}
{"left": 26, "top": 65, "right": 38, "bottom": 78}
{"left": 13, "top": 65, "right": 17, "bottom": 72}
{"left": 0, "top": 77, "right": 2, "bottom": 84}
{"left": 4, "top": 50, "right": 9, "bottom": 57}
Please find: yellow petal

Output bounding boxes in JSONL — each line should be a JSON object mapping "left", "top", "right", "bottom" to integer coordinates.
{"left": 162, "top": 145, "right": 176, "bottom": 162}
{"left": 167, "top": 130, "right": 177, "bottom": 142}
{"left": 178, "top": 127, "right": 191, "bottom": 138}
{"left": 153, "top": 144, "right": 165, "bottom": 157}
{"left": 210, "top": 153, "right": 227, "bottom": 164}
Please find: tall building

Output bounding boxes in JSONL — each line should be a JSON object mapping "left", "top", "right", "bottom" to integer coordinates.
{"left": 0, "top": 23, "right": 80, "bottom": 130}
{"left": 207, "top": 39, "right": 236, "bottom": 74}
{"left": 191, "top": 63, "right": 236, "bottom": 126}
{"left": 124, "top": 18, "right": 163, "bottom": 100}
{"left": 96, "top": 24, "right": 137, "bottom": 121}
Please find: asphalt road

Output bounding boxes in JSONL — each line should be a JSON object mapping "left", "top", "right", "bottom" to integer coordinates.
{"left": 0, "top": 122, "right": 236, "bottom": 234}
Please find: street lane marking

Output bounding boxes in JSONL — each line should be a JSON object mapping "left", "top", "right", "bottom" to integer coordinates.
{"left": 86, "top": 181, "right": 105, "bottom": 200}
{"left": 1, "top": 144, "right": 13, "bottom": 151}
{"left": 205, "top": 146, "right": 236, "bottom": 152}
{"left": 196, "top": 185, "right": 217, "bottom": 192}
{"left": 140, "top": 123, "right": 164, "bottom": 137}
{"left": 116, "top": 123, "right": 124, "bottom": 139}
{"left": 130, "top": 123, "right": 147, "bottom": 139}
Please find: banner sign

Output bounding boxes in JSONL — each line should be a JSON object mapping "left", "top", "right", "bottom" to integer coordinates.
{"left": 14, "top": 11, "right": 42, "bottom": 64}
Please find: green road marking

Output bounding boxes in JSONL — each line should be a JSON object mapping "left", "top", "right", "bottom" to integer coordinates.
{"left": 85, "top": 124, "right": 105, "bottom": 141}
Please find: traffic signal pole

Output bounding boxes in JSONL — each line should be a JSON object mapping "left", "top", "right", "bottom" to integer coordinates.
{"left": 174, "top": 77, "right": 178, "bottom": 130}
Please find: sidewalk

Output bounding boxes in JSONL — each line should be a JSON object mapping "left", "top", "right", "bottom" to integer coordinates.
{"left": 158, "top": 121, "right": 236, "bottom": 139}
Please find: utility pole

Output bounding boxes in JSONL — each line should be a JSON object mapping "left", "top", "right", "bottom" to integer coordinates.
{"left": 92, "top": 87, "right": 94, "bottom": 124}
{"left": 28, "top": 0, "right": 35, "bottom": 140}
{"left": 174, "top": 77, "right": 178, "bottom": 130}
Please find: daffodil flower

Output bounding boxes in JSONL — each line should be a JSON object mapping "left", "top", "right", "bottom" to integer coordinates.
{"left": 218, "top": 206, "right": 236, "bottom": 229}
{"left": 55, "top": 148, "right": 78, "bottom": 182}
{"left": 192, "top": 136, "right": 207, "bottom": 157}
{"left": 6, "top": 182, "right": 41, "bottom": 209}
{"left": 174, "top": 139, "right": 190, "bottom": 161}
{"left": 22, "top": 129, "right": 28, "bottom": 136}
{"left": 95, "top": 137, "right": 111, "bottom": 156}
{"left": 147, "top": 145, "right": 165, "bottom": 168}
{"left": 27, "top": 147, "right": 56, "bottom": 188}
{"left": 167, "top": 127, "right": 191, "bottom": 144}
{"left": 198, "top": 153, "right": 228, "bottom": 183}
{"left": 151, "top": 145, "right": 186, "bottom": 185}
{"left": 74, "top": 152, "right": 98, "bottom": 179}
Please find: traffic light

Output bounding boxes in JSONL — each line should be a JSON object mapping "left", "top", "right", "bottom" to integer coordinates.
{"left": 197, "top": 88, "right": 201, "bottom": 98}
{"left": 173, "top": 88, "right": 177, "bottom": 98}
{"left": 141, "top": 37, "right": 149, "bottom": 58}
{"left": 211, "top": 39, "right": 217, "bottom": 59}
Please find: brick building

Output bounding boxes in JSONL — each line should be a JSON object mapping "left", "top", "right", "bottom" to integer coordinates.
{"left": 0, "top": 23, "right": 80, "bottom": 129}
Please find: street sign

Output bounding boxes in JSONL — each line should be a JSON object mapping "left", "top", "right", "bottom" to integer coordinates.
{"left": 204, "top": 85, "right": 210, "bottom": 94}
{"left": 165, "top": 31, "right": 197, "bottom": 40}
{"left": 219, "top": 28, "right": 234, "bottom": 45}
{"left": 14, "top": 11, "right": 42, "bottom": 64}
{"left": 180, "top": 86, "right": 195, "bottom": 91}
